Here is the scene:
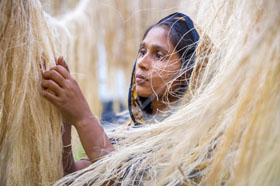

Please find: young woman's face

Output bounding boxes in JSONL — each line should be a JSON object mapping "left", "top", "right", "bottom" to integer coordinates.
{"left": 135, "top": 26, "right": 181, "bottom": 98}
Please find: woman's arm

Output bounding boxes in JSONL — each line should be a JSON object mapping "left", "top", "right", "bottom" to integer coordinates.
{"left": 62, "top": 120, "right": 97, "bottom": 175}
{"left": 41, "top": 57, "right": 114, "bottom": 174}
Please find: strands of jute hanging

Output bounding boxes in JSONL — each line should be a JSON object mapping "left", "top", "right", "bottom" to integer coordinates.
{"left": 1, "top": 0, "right": 279, "bottom": 186}
{"left": 0, "top": 0, "right": 63, "bottom": 186}
{"left": 54, "top": 0, "right": 280, "bottom": 186}
{"left": 0, "top": 0, "right": 101, "bottom": 185}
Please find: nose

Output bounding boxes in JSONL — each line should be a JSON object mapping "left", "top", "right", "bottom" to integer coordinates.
{"left": 136, "top": 54, "right": 150, "bottom": 71}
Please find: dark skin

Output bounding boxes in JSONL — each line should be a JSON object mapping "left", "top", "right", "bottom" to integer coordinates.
{"left": 135, "top": 26, "right": 181, "bottom": 114}
{"left": 40, "top": 57, "right": 114, "bottom": 174}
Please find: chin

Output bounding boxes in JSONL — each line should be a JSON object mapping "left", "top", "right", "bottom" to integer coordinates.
{"left": 136, "top": 86, "right": 152, "bottom": 98}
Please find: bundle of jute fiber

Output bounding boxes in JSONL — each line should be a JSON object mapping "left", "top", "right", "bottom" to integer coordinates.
{"left": 0, "top": 0, "right": 105, "bottom": 184}
{"left": 54, "top": 0, "right": 280, "bottom": 185}
{"left": 0, "top": 0, "right": 63, "bottom": 186}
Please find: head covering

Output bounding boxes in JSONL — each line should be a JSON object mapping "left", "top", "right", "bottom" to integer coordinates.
{"left": 127, "top": 12, "right": 211, "bottom": 126}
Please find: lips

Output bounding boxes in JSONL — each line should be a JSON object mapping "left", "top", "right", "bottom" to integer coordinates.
{"left": 135, "top": 74, "right": 148, "bottom": 84}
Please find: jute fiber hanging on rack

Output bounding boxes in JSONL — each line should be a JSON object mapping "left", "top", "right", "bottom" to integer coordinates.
{"left": 1, "top": 0, "right": 279, "bottom": 185}
{"left": 0, "top": 0, "right": 63, "bottom": 185}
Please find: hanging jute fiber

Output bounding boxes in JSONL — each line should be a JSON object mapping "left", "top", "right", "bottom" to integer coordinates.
{"left": 0, "top": 0, "right": 279, "bottom": 185}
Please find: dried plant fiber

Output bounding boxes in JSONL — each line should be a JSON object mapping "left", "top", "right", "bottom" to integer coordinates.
{"left": 54, "top": 0, "right": 280, "bottom": 185}
{"left": 0, "top": 0, "right": 279, "bottom": 186}
{"left": 0, "top": 0, "right": 102, "bottom": 185}
{"left": 0, "top": 0, "right": 63, "bottom": 186}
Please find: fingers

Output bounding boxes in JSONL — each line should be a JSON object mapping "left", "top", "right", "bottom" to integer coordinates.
{"left": 55, "top": 56, "right": 70, "bottom": 73}
{"left": 40, "top": 55, "right": 71, "bottom": 105}
{"left": 50, "top": 65, "right": 71, "bottom": 79}
{"left": 39, "top": 55, "right": 47, "bottom": 75}
{"left": 42, "top": 69, "right": 66, "bottom": 88}
{"left": 57, "top": 56, "right": 70, "bottom": 72}
{"left": 40, "top": 88, "right": 60, "bottom": 105}
{"left": 41, "top": 79, "right": 61, "bottom": 96}
{"left": 55, "top": 56, "right": 58, "bottom": 65}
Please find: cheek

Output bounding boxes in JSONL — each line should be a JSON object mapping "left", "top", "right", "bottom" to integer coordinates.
{"left": 150, "top": 63, "right": 181, "bottom": 93}
{"left": 149, "top": 71, "right": 173, "bottom": 95}
{"left": 150, "top": 63, "right": 180, "bottom": 83}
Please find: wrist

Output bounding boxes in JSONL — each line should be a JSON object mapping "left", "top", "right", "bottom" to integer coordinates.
{"left": 74, "top": 115, "right": 98, "bottom": 130}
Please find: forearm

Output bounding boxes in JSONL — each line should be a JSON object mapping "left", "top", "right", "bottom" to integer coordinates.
{"left": 62, "top": 121, "right": 77, "bottom": 175}
{"left": 62, "top": 121, "right": 83, "bottom": 175}
{"left": 75, "top": 116, "right": 114, "bottom": 162}
{"left": 62, "top": 121, "right": 94, "bottom": 175}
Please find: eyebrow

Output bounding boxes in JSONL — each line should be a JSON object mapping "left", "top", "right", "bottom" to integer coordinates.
{"left": 139, "top": 42, "right": 169, "bottom": 54}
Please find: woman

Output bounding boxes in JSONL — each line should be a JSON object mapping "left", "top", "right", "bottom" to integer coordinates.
{"left": 40, "top": 12, "right": 202, "bottom": 174}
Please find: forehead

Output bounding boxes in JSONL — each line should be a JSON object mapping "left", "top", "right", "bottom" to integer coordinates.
{"left": 142, "top": 26, "right": 173, "bottom": 51}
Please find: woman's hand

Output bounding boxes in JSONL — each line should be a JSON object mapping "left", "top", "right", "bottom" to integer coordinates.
{"left": 40, "top": 57, "right": 92, "bottom": 126}
{"left": 41, "top": 56, "right": 114, "bottom": 169}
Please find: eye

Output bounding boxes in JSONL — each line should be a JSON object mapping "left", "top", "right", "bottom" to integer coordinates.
{"left": 156, "top": 52, "right": 165, "bottom": 60}
{"left": 138, "top": 48, "right": 146, "bottom": 57}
